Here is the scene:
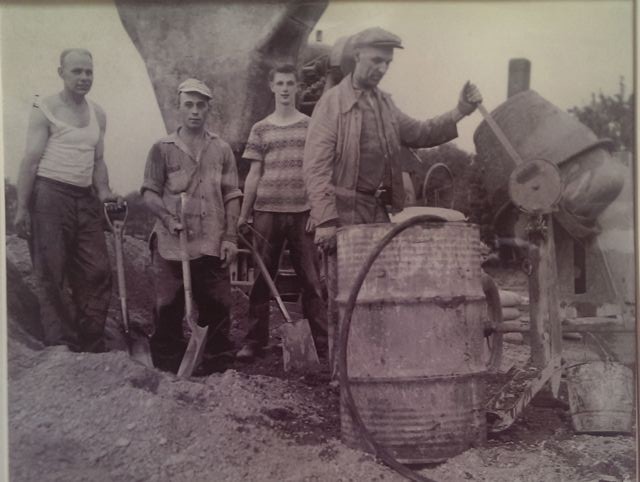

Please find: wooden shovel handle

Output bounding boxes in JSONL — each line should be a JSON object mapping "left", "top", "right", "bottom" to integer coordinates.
{"left": 238, "top": 232, "right": 293, "bottom": 324}
{"left": 477, "top": 103, "right": 524, "bottom": 165}
{"left": 179, "top": 193, "right": 196, "bottom": 329}
{"left": 112, "top": 221, "right": 130, "bottom": 333}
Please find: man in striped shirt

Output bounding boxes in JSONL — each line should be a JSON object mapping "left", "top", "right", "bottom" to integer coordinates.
{"left": 236, "top": 64, "right": 328, "bottom": 361}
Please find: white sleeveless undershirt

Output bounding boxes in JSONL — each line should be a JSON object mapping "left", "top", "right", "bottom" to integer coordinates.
{"left": 36, "top": 97, "right": 101, "bottom": 187}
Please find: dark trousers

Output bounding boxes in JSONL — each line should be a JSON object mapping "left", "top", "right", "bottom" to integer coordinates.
{"left": 150, "top": 245, "right": 233, "bottom": 366}
{"left": 29, "top": 177, "right": 112, "bottom": 352}
{"left": 245, "top": 211, "right": 328, "bottom": 347}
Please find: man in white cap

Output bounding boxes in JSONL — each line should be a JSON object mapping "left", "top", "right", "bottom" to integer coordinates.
{"left": 14, "top": 48, "right": 120, "bottom": 352}
{"left": 303, "top": 26, "right": 484, "bottom": 249}
{"left": 141, "top": 78, "right": 242, "bottom": 375}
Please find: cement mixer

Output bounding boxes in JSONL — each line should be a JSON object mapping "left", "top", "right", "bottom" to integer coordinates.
{"left": 474, "top": 89, "right": 625, "bottom": 244}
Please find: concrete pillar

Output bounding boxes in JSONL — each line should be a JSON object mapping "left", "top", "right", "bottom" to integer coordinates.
{"left": 508, "top": 58, "right": 531, "bottom": 98}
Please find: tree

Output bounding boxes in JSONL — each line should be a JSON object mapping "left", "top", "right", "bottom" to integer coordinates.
{"left": 5, "top": 179, "right": 18, "bottom": 235}
{"left": 568, "top": 77, "right": 634, "bottom": 152}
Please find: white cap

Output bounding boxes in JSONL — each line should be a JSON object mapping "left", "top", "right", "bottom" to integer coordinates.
{"left": 177, "top": 78, "right": 212, "bottom": 99}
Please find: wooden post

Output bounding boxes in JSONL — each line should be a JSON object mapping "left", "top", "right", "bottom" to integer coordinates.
{"left": 507, "top": 58, "right": 562, "bottom": 396}
{"left": 527, "top": 216, "right": 563, "bottom": 395}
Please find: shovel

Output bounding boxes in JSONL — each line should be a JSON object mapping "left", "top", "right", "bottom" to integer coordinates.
{"left": 176, "top": 192, "right": 209, "bottom": 378}
{"left": 104, "top": 202, "right": 153, "bottom": 367}
{"left": 238, "top": 232, "right": 320, "bottom": 373}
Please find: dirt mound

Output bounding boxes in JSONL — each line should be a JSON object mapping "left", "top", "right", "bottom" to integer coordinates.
{"left": 6, "top": 234, "right": 636, "bottom": 481}
{"left": 5, "top": 234, "right": 154, "bottom": 351}
{"left": 8, "top": 342, "right": 397, "bottom": 482}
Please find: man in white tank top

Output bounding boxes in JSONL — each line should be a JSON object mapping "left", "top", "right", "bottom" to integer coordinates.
{"left": 14, "top": 49, "right": 120, "bottom": 352}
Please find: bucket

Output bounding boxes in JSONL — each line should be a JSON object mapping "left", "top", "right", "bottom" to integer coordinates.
{"left": 335, "top": 222, "right": 487, "bottom": 463}
{"left": 565, "top": 361, "right": 634, "bottom": 433}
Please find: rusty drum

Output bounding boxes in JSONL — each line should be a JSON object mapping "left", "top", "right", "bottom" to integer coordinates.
{"left": 336, "top": 222, "right": 487, "bottom": 464}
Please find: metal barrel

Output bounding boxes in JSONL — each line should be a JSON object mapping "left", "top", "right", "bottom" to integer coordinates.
{"left": 335, "top": 222, "right": 487, "bottom": 464}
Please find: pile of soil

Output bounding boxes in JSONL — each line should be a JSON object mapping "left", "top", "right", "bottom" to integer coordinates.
{"left": 6, "top": 234, "right": 636, "bottom": 481}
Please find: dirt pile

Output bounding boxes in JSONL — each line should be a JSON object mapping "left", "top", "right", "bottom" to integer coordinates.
{"left": 6, "top": 233, "right": 636, "bottom": 481}
{"left": 8, "top": 341, "right": 397, "bottom": 482}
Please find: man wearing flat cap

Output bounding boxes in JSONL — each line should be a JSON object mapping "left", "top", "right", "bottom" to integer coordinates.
{"left": 303, "top": 26, "right": 483, "bottom": 248}
{"left": 141, "top": 78, "right": 242, "bottom": 375}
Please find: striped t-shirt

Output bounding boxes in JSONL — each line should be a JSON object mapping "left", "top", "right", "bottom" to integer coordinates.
{"left": 243, "top": 116, "right": 311, "bottom": 213}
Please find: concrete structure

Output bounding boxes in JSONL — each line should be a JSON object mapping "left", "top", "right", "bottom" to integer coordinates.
{"left": 114, "top": 1, "right": 327, "bottom": 156}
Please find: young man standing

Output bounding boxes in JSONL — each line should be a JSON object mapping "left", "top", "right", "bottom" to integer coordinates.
{"left": 236, "top": 64, "right": 328, "bottom": 361}
{"left": 141, "top": 78, "right": 242, "bottom": 374}
{"left": 14, "top": 49, "right": 120, "bottom": 352}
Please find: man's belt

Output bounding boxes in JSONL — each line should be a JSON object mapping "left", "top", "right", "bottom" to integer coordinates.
{"left": 355, "top": 185, "right": 391, "bottom": 205}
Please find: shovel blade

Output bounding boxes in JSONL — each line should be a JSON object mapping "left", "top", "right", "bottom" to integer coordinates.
{"left": 128, "top": 335, "right": 154, "bottom": 368}
{"left": 177, "top": 324, "right": 209, "bottom": 378}
{"left": 281, "top": 319, "right": 320, "bottom": 373}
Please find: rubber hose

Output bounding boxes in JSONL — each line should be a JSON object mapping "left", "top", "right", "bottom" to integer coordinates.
{"left": 338, "top": 215, "right": 441, "bottom": 482}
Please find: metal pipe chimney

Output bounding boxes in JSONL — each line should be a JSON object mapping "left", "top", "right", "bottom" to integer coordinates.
{"left": 507, "top": 58, "right": 531, "bottom": 98}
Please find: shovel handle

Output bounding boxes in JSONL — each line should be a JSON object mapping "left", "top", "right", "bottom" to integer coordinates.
{"left": 238, "top": 232, "right": 294, "bottom": 324}
{"left": 179, "top": 193, "right": 196, "bottom": 330}
{"left": 104, "top": 202, "right": 131, "bottom": 334}
{"left": 477, "top": 103, "right": 524, "bottom": 166}
{"left": 112, "top": 222, "right": 130, "bottom": 333}
{"left": 104, "top": 201, "right": 128, "bottom": 230}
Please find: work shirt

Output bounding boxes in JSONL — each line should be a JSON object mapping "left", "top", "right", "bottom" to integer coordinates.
{"left": 141, "top": 129, "right": 242, "bottom": 261}
{"left": 355, "top": 88, "right": 392, "bottom": 193}
{"left": 303, "top": 74, "right": 459, "bottom": 226}
{"left": 242, "top": 116, "right": 311, "bottom": 213}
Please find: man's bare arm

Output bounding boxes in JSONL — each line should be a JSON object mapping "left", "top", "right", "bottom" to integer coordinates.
{"left": 142, "top": 189, "right": 182, "bottom": 234}
{"left": 92, "top": 105, "right": 119, "bottom": 202}
{"left": 237, "top": 161, "right": 262, "bottom": 227}
{"left": 14, "top": 106, "right": 50, "bottom": 238}
{"left": 220, "top": 196, "right": 240, "bottom": 267}
{"left": 225, "top": 197, "right": 241, "bottom": 239}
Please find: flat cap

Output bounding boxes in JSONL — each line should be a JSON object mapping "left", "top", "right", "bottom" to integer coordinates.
{"left": 178, "top": 78, "right": 212, "bottom": 99}
{"left": 351, "top": 27, "right": 403, "bottom": 49}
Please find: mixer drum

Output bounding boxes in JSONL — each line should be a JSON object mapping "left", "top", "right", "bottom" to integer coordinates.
{"left": 474, "top": 90, "right": 623, "bottom": 236}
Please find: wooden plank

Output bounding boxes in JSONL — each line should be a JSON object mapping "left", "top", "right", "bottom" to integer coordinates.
{"left": 486, "top": 356, "right": 562, "bottom": 433}
{"left": 527, "top": 217, "right": 562, "bottom": 380}
{"left": 495, "top": 319, "right": 635, "bottom": 333}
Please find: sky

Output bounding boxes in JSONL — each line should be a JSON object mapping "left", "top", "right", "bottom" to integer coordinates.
{"left": 0, "top": 0, "right": 634, "bottom": 195}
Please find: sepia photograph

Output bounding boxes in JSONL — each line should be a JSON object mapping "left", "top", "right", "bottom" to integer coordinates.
{"left": 1, "top": 0, "right": 636, "bottom": 480}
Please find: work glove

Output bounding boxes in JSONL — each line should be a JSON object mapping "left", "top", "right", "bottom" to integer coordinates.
{"left": 220, "top": 240, "right": 238, "bottom": 268}
{"left": 314, "top": 225, "right": 337, "bottom": 252}
{"left": 457, "top": 81, "right": 483, "bottom": 116}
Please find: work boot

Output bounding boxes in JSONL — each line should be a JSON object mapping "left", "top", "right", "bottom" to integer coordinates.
{"left": 150, "top": 338, "right": 187, "bottom": 374}
{"left": 192, "top": 355, "right": 229, "bottom": 377}
{"left": 205, "top": 336, "right": 237, "bottom": 359}
{"left": 313, "top": 335, "right": 329, "bottom": 358}
{"left": 236, "top": 343, "right": 264, "bottom": 362}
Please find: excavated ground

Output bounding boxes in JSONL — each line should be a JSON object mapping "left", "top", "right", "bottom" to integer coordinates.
{"left": 5, "top": 234, "right": 636, "bottom": 481}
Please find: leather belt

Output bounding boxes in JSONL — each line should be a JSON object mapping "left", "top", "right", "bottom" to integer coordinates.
{"left": 355, "top": 185, "right": 391, "bottom": 205}
{"left": 355, "top": 185, "right": 390, "bottom": 198}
